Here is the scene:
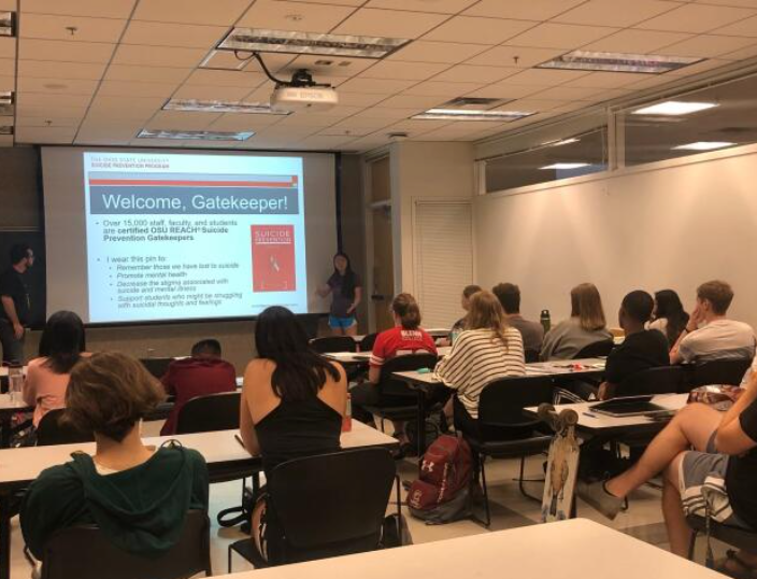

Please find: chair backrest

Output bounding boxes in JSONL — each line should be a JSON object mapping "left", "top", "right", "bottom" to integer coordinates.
{"left": 524, "top": 349, "right": 540, "bottom": 363}
{"left": 359, "top": 333, "right": 378, "bottom": 353}
{"left": 615, "top": 366, "right": 685, "bottom": 398}
{"left": 310, "top": 336, "right": 357, "bottom": 354}
{"left": 267, "top": 448, "right": 395, "bottom": 565}
{"left": 574, "top": 340, "right": 614, "bottom": 359}
{"left": 175, "top": 392, "right": 241, "bottom": 435}
{"left": 687, "top": 358, "right": 753, "bottom": 390}
{"left": 41, "top": 509, "right": 211, "bottom": 579}
{"left": 36, "top": 408, "right": 94, "bottom": 447}
{"left": 478, "top": 376, "right": 555, "bottom": 432}
{"left": 379, "top": 353, "right": 438, "bottom": 397}
{"left": 139, "top": 357, "right": 175, "bottom": 379}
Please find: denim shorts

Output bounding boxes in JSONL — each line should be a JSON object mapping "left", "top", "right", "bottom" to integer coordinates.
{"left": 329, "top": 315, "right": 357, "bottom": 329}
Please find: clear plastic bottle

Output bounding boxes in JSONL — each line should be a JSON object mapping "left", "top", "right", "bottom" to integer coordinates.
{"left": 8, "top": 363, "right": 23, "bottom": 403}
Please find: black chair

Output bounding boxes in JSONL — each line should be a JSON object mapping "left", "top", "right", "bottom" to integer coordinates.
{"left": 615, "top": 366, "right": 685, "bottom": 398}
{"left": 573, "top": 340, "right": 615, "bottom": 359}
{"left": 687, "top": 514, "right": 756, "bottom": 566}
{"left": 461, "top": 376, "right": 555, "bottom": 527}
{"left": 40, "top": 509, "right": 211, "bottom": 579}
{"left": 176, "top": 392, "right": 240, "bottom": 434}
{"left": 139, "top": 357, "right": 175, "bottom": 379}
{"left": 686, "top": 358, "right": 753, "bottom": 391}
{"left": 36, "top": 409, "right": 94, "bottom": 446}
{"left": 310, "top": 336, "right": 357, "bottom": 354}
{"left": 524, "top": 349, "right": 540, "bottom": 363}
{"left": 359, "top": 333, "right": 378, "bottom": 353}
{"left": 362, "top": 353, "right": 439, "bottom": 437}
{"left": 228, "top": 448, "right": 396, "bottom": 570}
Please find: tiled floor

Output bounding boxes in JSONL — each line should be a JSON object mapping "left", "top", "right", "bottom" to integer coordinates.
{"left": 8, "top": 421, "right": 726, "bottom": 578}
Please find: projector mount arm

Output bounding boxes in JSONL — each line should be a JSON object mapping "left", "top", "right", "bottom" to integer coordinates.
{"left": 234, "top": 50, "right": 331, "bottom": 89}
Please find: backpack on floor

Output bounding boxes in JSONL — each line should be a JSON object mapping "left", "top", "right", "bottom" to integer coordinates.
{"left": 407, "top": 434, "right": 473, "bottom": 524}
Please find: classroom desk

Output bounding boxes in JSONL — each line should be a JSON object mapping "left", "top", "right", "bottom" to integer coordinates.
{"left": 216, "top": 518, "right": 724, "bottom": 579}
{"left": 392, "top": 358, "right": 607, "bottom": 457}
{"left": 325, "top": 346, "right": 452, "bottom": 368}
{"left": 0, "top": 422, "right": 397, "bottom": 579}
{"left": 0, "top": 395, "right": 33, "bottom": 449}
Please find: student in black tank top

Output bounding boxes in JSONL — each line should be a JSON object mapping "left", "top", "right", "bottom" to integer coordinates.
{"left": 239, "top": 306, "right": 347, "bottom": 563}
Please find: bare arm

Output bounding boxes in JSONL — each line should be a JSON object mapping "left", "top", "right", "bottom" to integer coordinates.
{"left": 670, "top": 306, "right": 703, "bottom": 364}
{"left": 239, "top": 380, "right": 261, "bottom": 457}
{"left": 1, "top": 296, "right": 19, "bottom": 326}
{"left": 368, "top": 365, "right": 381, "bottom": 385}
{"left": 714, "top": 373, "right": 756, "bottom": 455}
{"left": 315, "top": 284, "right": 332, "bottom": 298}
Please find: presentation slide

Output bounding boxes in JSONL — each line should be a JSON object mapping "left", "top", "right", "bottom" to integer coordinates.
{"left": 42, "top": 148, "right": 338, "bottom": 325}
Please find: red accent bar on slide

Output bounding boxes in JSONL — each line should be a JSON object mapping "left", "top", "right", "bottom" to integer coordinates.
{"left": 88, "top": 178, "right": 297, "bottom": 187}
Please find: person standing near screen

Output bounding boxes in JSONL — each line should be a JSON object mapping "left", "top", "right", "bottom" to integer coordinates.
{"left": 0, "top": 244, "right": 34, "bottom": 364}
{"left": 316, "top": 252, "right": 362, "bottom": 336}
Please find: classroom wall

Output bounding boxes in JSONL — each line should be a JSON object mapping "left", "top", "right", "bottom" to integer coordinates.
{"left": 474, "top": 145, "right": 758, "bottom": 329}
{"left": 389, "top": 141, "right": 475, "bottom": 296}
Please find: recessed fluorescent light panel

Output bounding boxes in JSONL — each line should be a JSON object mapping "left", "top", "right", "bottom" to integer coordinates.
{"left": 538, "top": 51, "right": 702, "bottom": 74}
{"left": 163, "top": 99, "right": 291, "bottom": 115}
{"left": 540, "top": 163, "right": 590, "bottom": 170}
{"left": 632, "top": 101, "right": 719, "bottom": 116}
{"left": 674, "top": 141, "right": 736, "bottom": 151}
{"left": 137, "top": 129, "right": 254, "bottom": 141}
{"left": 412, "top": 108, "right": 534, "bottom": 122}
{"left": 0, "top": 12, "right": 14, "bottom": 37}
{"left": 218, "top": 28, "right": 410, "bottom": 59}
{"left": 542, "top": 137, "right": 580, "bottom": 147}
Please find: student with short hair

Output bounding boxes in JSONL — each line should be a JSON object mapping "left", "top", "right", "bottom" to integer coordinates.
{"left": 160, "top": 338, "right": 237, "bottom": 435}
{"left": 351, "top": 293, "right": 437, "bottom": 445}
{"left": 23, "top": 311, "right": 88, "bottom": 427}
{"left": 670, "top": 280, "right": 756, "bottom": 365}
{"left": 0, "top": 243, "right": 35, "bottom": 364}
{"left": 239, "top": 306, "right": 346, "bottom": 562}
{"left": 434, "top": 290, "right": 525, "bottom": 438}
{"left": 647, "top": 289, "right": 690, "bottom": 348}
{"left": 540, "top": 283, "right": 613, "bottom": 361}
{"left": 21, "top": 352, "right": 209, "bottom": 562}
{"left": 598, "top": 291, "right": 670, "bottom": 400}
{"left": 492, "top": 282, "right": 544, "bottom": 354}
{"left": 446, "top": 284, "right": 482, "bottom": 343}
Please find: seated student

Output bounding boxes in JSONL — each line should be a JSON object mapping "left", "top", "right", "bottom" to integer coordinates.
{"left": 351, "top": 293, "right": 437, "bottom": 445}
{"left": 492, "top": 282, "right": 544, "bottom": 354}
{"left": 670, "top": 280, "right": 756, "bottom": 365}
{"left": 579, "top": 365, "right": 756, "bottom": 575}
{"left": 434, "top": 290, "right": 525, "bottom": 439}
{"left": 160, "top": 338, "right": 237, "bottom": 435}
{"left": 598, "top": 291, "right": 670, "bottom": 400}
{"left": 647, "top": 289, "right": 690, "bottom": 348}
{"left": 540, "top": 283, "right": 613, "bottom": 361}
{"left": 239, "top": 306, "right": 346, "bottom": 563}
{"left": 443, "top": 284, "right": 481, "bottom": 345}
{"left": 21, "top": 352, "right": 209, "bottom": 562}
{"left": 23, "top": 311, "right": 88, "bottom": 427}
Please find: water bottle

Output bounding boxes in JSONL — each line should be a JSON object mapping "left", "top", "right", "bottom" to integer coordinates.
{"left": 342, "top": 393, "right": 352, "bottom": 432}
{"left": 8, "top": 362, "right": 23, "bottom": 403}
{"left": 540, "top": 310, "right": 551, "bottom": 334}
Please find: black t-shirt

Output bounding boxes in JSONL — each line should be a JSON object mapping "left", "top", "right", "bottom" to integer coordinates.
{"left": 726, "top": 399, "right": 756, "bottom": 528}
{"left": 0, "top": 268, "right": 30, "bottom": 325}
{"left": 327, "top": 271, "right": 361, "bottom": 318}
{"left": 605, "top": 329, "right": 669, "bottom": 385}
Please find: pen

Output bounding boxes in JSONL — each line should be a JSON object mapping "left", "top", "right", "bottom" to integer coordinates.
{"left": 234, "top": 434, "right": 245, "bottom": 449}
{"left": 582, "top": 412, "right": 597, "bottom": 418}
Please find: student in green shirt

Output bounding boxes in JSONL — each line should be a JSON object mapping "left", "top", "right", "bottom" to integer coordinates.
{"left": 21, "top": 351, "right": 209, "bottom": 561}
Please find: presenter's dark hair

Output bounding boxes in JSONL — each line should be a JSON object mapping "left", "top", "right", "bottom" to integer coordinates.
{"left": 38, "top": 311, "right": 86, "bottom": 374}
{"left": 10, "top": 243, "right": 31, "bottom": 265}
{"left": 332, "top": 252, "right": 357, "bottom": 300}
{"left": 621, "top": 290, "right": 655, "bottom": 324}
{"left": 191, "top": 339, "right": 222, "bottom": 357}
{"left": 653, "top": 290, "right": 689, "bottom": 346}
{"left": 255, "top": 306, "right": 341, "bottom": 401}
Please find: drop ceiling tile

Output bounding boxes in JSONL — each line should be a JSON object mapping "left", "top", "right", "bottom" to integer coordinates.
{"left": 384, "top": 119, "right": 453, "bottom": 133}
{"left": 553, "top": 0, "right": 681, "bottom": 27}
{"left": 712, "top": 16, "right": 757, "bottom": 37}
{"left": 22, "top": 0, "right": 137, "bottom": 18}
{"left": 85, "top": 106, "right": 157, "bottom": 122}
{"left": 78, "top": 118, "right": 145, "bottom": 134}
{"left": 0, "top": 0, "right": 15, "bottom": 8}
{"left": 502, "top": 68, "right": 591, "bottom": 86}
{"left": 403, "top": 80, "right": 485, "bottom": 97}
{"left": 238, "top": 0, "right": 357, "bottom": 32}
{"left": 15, "top": 126, "right": 78, "bottom": 144}
{"left": 76, "top": 132, "right": 135, "bottom": 145}
{"left": 422, "top": 17, "right": 535, "bottom": 45}
{"left": 18, "top": 92, "right": 92, "bottom": 108}
{"left": 377, "top": 94, "right": 447, "bottom": 109}
{"left": 527, "top": 85, "right": 605, "bottom": 101}
{"left": 121, "top": 21, "right": 227, "bottom": 48}
{"left": 244, "top": 53, "right": 297, "bottom": 74}
{"left": 388, "top": 41, "right": 488, "bottom": 64}
{"left": 635, "top": 3, "right": 755, "bottom": 34}
{"left": 113, "top": 44, "right": 207, "bottom": 67}
{"left": 184, "top": 69, "right": 267, "bottom": 88}
{"left": 145, "top": 110, "right": 222, "bottom": 131}
{"left": 298, "top": 135, "right": 356, "bottom": 149}
{"left": 499, "top": 98, "right": 568, "bottom": 113}
{"left": 359, "top": 61, "right": 448, "bottom": 81}
{"left": 17, "top": 77, "right": 99, "bottom": 95}
{"left": 331, "top": 92, "right": 388, "bottom": 107}
{"left": 20, "top": 14, "right": 128, "bottom": 43}
{"left": 463, "top": 0, "right": 586, "bottom": 21}
{"left": 580, "top": 29, "right": 692, "bottom": 53}
{"left": 563, "top": 71, "right": 652, "bottom": 88}
{"left": 0, "top": 58, "right": 12, "bottom": 77}
{"left": 667, "top": 57, "right": 734, "bottom": 75}
{"left": 431, "top": 64, "right": 517, "bottom": 84}
{"left": 365, "top": 0, "right": 478, "bottom": 12}
{"left": 14, "top": 103, "right": 87, "bottom": 118}
{"left": 690, "top": 0, "right": 756, "bottom": 7}
{"left": 0, "top": 75, "right": 13, "bottom": 90}
{"left": 98, "top": 79, "right": 180, "bottom": 97}
{"left": 505, "top": 23, "right": 619, "bottom": 50}
{"left": 105, "top": 64, "right": 193, "bottom": 83}
{"left": 0, "top": 38, "right": 14, "bottom": 59}
{"left": 89, "top": 95, "right": 167, "bottom": 111}
{"left": 16, "top": 116, "right": 82, "bottom": 128}
{"left": 132, "top": 0, "right": 252, "bottom": 25}
{"left": 172, "top": 84, "right": 253, "bottom": 101}
{"left": 720, "top": 44, "right": 757, "bottom": 59}
{"left": 333, "top": 8, "right": 449, "bottom": 39}
{"left": 658, "top": 34, "right": 756, "bottom": 57}
{"left": 352, "top": 106, "right": 420, "bottom": 119}
{"left": 17, "top": 60, "right": 106, "bottom": 80}
{"left": 466, "top": 46, "right": 565, "bottom": 68}
{"left": 208, "top": 113, "right": 284, "bottom": 132}
{"left": 336, "top": 77, "right": 418, "bottom": 94}
{"left": 20, "top": 39, "right": 115, "bottom": 63}
{"left": 463, "top": 82, "right": 544, "bottom": 99}
{"left": 281, "top": 55, "right": 375, "bottom": 78}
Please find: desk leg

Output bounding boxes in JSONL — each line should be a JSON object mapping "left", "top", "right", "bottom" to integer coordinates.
{"left": 416, "top": 390, "right": 427, "bottom": 460}
{"left": 0, "top": 493, "right": 11, "bottom": 579}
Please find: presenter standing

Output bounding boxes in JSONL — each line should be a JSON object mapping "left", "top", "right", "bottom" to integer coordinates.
{"left": 317, "top": 252, "right": 362, "bottom": 336}
{"left": 0, "top": 244, "right": 35, "bottom": 364}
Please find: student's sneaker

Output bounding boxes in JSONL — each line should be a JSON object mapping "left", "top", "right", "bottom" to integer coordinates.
{"left": 575, "top": 479, "right": 624, "bottom": 520}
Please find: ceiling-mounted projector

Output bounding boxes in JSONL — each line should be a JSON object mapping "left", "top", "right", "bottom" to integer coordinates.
{"left": 271, "top": 69, "right": 338, "bottom": 112}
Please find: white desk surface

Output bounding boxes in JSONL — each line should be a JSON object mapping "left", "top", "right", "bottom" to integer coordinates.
{"left": 525, "top": 393, "right": 689, "bottom": 432}
{"left": 0, "top": 394, "right": 31, "bottom": 411}
{"left": 0, "top": 421, "right": 396, "bottom": 486}
{"left": 215, "top": 518, "right": 723, "bottom": 579}
{"left": 326, "top": 346, "right": 451, "bottom": 365}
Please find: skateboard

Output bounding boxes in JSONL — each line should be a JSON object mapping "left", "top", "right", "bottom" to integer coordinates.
{"left": 538, "top": 403, "right": 580, "bottom": 522}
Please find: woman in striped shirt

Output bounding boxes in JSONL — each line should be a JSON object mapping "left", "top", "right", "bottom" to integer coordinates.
{"left": 434, "top": 290, "right": 526, "bottom": 438}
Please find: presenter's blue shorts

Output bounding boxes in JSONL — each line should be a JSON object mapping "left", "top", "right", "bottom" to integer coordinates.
{"left": 329, "top": 315, "right": 357, "bottom": 329}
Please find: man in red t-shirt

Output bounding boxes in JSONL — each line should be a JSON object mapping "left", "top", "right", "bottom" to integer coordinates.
{"left": 160, "top": 339, "right": 237, "bottom": 435}
{"left": 351, "top": 294, "right": 437, "bottom": 448}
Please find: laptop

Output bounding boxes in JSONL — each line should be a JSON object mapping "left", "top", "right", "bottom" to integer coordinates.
{"left": 590, "top": 395, "right": 674, "bottom": 418}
